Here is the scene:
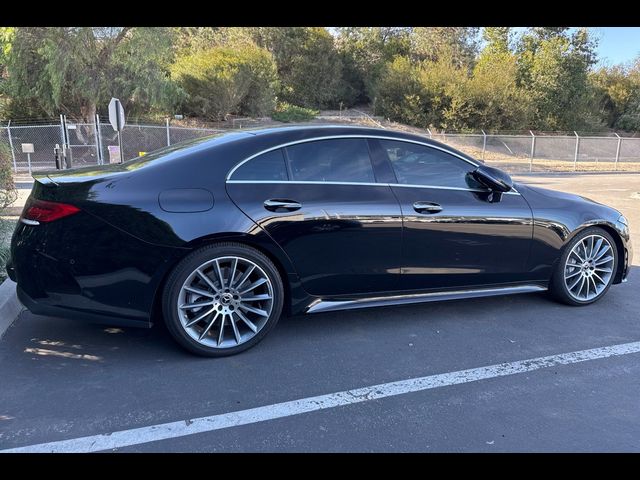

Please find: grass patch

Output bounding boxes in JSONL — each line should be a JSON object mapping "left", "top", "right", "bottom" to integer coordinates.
{"left": 271, "top": 102, "right": 318, "bottom": 123}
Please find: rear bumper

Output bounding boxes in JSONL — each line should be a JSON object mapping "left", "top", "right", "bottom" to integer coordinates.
{"left": 10, "top": 211, "right": 186, "bottom": 326}
{"left": 17, "top": 285, "right": 152, "bottom": 328}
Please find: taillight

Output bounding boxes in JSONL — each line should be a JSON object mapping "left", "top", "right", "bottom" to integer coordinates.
{"left": 21, "top": 199, "right": 80, "bottom": 224}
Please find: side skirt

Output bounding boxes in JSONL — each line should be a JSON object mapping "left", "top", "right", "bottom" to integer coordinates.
{"left": 306, "top": 284, "right": 547, "bottom": 314}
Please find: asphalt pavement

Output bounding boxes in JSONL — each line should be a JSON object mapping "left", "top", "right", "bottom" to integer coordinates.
{"left": 1, "top": 172, "right": 639, "bottom": 452}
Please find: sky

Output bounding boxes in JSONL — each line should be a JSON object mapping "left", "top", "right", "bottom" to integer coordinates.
{"left": 328, "top": 27, "right": 640, "bottom": 67}
{"left": 591, "top": 27, "right": 640, "bottom": 66}
{"left": 509, "top": 27, "right": 639, "bottom": 67}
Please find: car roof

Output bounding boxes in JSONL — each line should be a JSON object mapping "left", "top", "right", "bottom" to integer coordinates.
{"left": 230, "top": 124, "right": 479, "bottom": 164}
{"left": 244, "top": 123, "right": 427, "bottom": 139}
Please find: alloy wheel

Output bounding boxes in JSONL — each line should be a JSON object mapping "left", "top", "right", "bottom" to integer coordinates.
{"left": 177, "top": 256, "right": 274, "bottom": 349}
{"left": 564, "top": 234, "right": 615, "bottom": 302}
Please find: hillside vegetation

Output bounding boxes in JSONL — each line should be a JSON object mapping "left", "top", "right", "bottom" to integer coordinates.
{"left": 1, "top": 27, "right": 640, "bottom": 133}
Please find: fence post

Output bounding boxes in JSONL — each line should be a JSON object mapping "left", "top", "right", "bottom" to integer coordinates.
{"left": 426, "top": 128, "right": 432, "bottom": 139}
{"left": 93, "top": 114, "right": 102, "bottom": 165}
{"left": 60, "top": 114, "right": 72, "bottom": 168}
{"left": 573, "top": 131, "right": 580, "bottom": 171}
{"left": 64, "top": 115, "right": 73, "bottom": 166}
{"left": 166, "top": 117, "right": 171, "bottom": 146}
{"left": 529, "top": 130, "right": 536, "bottom": 172}
{"left": 59, "top": 114, "right": 66, "bottom": 153}
{"left": 6, "top": 120, "right": 17, "bottom": 173}
{"left": 481, "top": 129, "right": 487, "bottom": 160}
{"left": 614, "top": 133, "right": 621, "bottom": 171}
{"left": 95, "top": 114, "right": 104, "bottom": 165}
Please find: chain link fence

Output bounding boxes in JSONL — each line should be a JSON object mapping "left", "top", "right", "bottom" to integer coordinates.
{"left": 2, "top": 116, "right": 640, "bottom": 175}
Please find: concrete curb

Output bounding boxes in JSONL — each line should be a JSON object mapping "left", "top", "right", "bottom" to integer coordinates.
{"left": 0, "top": 278, "right": 25, "bottom": 339}
{"left": 6, "top": 207, "right": 24, "bottom": 216}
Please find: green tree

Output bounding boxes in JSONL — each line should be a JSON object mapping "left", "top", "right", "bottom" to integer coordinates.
{"left": 467, "top": 27, "right": 532, "bottom": 130}
{"left": 248, "top": 27, "right": 346, "bottom": 109}
{"left": 590, "top": 60, "right": 640, "bottom": 130}
{"left": 482, "top": 27, "right": 511, "bottom": 55}
{"left": 411, "top": 27, "right": 480, "bottom": 69}
{"left": 516, "top": 27, "right": 597, "bottom": 130}
{"left": 419, "top": 55, "right": 474, "bottom": 130}
{"left": 373, "top": 56, "right": 430, "bottom": 127}
{"left": 0, "top": 27, "right": 14, "bottom": 116}
{"left": 4, "top": 27, "right": 178, "bottom": 122}
{"left": 171, "top": 44, "right": 278, "bottom": 120}
{"left": 335, "top": 27, "right": 411, "bottom": 104}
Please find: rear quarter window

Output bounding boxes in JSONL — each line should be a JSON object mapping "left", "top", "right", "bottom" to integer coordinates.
{"left": 231, "top": 149, "right": 288, "bottom": 181}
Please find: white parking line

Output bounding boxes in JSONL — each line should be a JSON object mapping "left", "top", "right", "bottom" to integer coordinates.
{"left": 3, "top": 340, "right": 640, "bottom": 453}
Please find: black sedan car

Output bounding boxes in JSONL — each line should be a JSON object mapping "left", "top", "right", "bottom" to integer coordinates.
{"left": 8, "top": 125, "right": 632, "bottom": 356}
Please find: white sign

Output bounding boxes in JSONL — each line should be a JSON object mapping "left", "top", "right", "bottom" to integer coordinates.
{"left": 21, "top": 143, "right": 34, "bottom": 153}
{"left": 108, "top": 97, "right": 126, "bottom": 132}
{"left": 107, "top": 145, "right": 121, "bottom": 163}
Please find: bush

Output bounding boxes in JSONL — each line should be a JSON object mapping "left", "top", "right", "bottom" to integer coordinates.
{"left": 615, "top": 114, "right": 640, "bottom": 132}
{"left": 262, "top": 27, "right": 346, "bottom": 109}
{"left": 171, "top": 44, "right": 279, "bottom": 121}
{"left": 271, "top": 102, "right": 318, "bottom": 122}
{"left": 374, "top": 53, "right": 532, "bottom": 131}
{"left": 372, "top": 57, "right": 431, "bottom": 127}
{"left": 0, "top": 140, "right": 17, "bottom": 281}
{"left": 0, "top": 141, "right": 16, "bottom": 210}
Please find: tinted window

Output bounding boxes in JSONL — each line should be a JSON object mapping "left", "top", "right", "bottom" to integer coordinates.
{"left": 286, "top": 139, "right": 375, "bottom": 183}
{"left": 232, "top": 149, "right": 288, "bottom": 181}
{"left": 381, "top": 140, "right": 480, "bottom": 189}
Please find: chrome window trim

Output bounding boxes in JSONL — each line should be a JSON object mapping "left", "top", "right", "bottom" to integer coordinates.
{"left": 390, "top": 183, "right": 520, "bottom": 195}
{"left": 225, "top": 134, "right": 479, "bottom": 181}
{"left": 227, "top": 180, "right": 384, "bottom": 187}
{"left": 226, "top": 180, "right": 520, "bottom": 195}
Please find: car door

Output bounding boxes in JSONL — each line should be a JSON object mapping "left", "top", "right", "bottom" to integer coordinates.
{"left": 226, "top": 137, "right": 402, "bottom": 296}
{"left": 368, "top": 138, "right": 533, "bottom": 290}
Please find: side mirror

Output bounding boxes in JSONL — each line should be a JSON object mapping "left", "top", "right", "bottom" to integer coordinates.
{"left": 472, "top": 165, "right": 513, "bottom": 193}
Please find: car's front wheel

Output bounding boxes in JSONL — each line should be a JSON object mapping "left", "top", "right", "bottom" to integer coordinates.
{"left": 162, "top": 242, "right": 284, "bottom": 356}
{"left": 550, "top": 227, "right": 618, "bottom": 306}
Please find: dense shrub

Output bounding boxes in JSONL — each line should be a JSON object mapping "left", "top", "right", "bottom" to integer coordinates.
{"left": 374, "top": 52, "right": 533, "bottom": 132}
{"left": 271, "top": 102, "right": 318, "bottom": 122}
{"left": 171, "top": 44, "right": 279, "bottom": 120}
{"left": 268, "top": 28, "right": 346, "bottom": 109}
{"left": 372, "top": 57, "right": 431, "bottom": 127}
{"left": 0, "top": 140, "right": 17, "bottom": 280}
{"left": 0, "top": 141, "right": 16, "bottom": 210}
{"left": 615, "top": 114, "right": 640, "bottom": 131}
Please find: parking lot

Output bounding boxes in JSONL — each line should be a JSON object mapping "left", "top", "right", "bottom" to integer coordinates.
{"left": 1, "top": 172, "right": 639, "bottom": 452}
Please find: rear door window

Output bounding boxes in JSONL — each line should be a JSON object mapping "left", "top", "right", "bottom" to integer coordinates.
{"left": 285, "top": 139, "right": 376, "bottom": 183}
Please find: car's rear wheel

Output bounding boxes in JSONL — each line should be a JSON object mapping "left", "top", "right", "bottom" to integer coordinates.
{"left": 550, "top": 227, "right": 617, "bottom": 306}
{"left": 162, "top": 242, "right": 284, "bottom": 356}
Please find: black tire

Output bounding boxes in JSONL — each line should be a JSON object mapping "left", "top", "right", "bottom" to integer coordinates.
{"left": 549, "top": 227, "right": 618, "bottom": 306}
{"left": 162, "top": 242, "right": 284, "bottom": 357}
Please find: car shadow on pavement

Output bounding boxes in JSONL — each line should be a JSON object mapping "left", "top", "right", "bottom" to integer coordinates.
{"left": 0, "top": 266, "right": 635, "bottom": 370}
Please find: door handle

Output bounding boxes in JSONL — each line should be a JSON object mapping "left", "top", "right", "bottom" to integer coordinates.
{"left": 264, "top": 199, "right": 302, "bottom": 212}
{"left": 413, "top": 201, "right": 442, "bottom": 214}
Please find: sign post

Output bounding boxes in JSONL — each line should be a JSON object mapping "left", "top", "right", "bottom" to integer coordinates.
{"left": 108, "top": 97, "right": 126, "bottom": 163}
{"left": 21, "top": 143, "right": 34, "bottom": 175}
